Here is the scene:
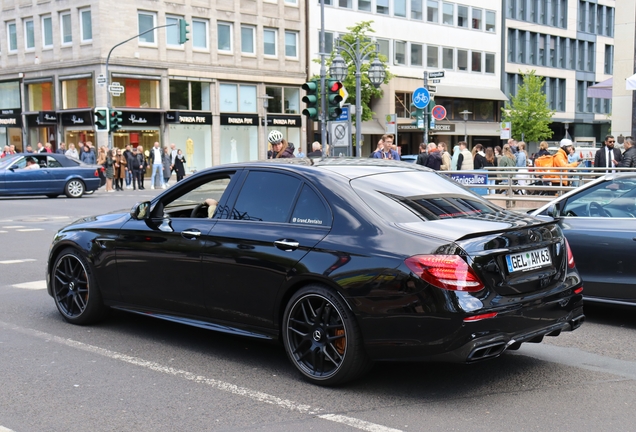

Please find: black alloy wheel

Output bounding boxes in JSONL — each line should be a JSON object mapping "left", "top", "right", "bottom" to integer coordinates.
{"left": 282, "top": 285, "right": 371, "bottom": 386}
{"left": 52, "top": 248, "right": 106, "bottom": 325}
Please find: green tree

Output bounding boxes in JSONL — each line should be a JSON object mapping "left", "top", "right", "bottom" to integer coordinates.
{"left": 313, "top": 21, "right": 393, "bottom": 124}
{"left": 502, "top": 70, "right": 554, "bottom": 142}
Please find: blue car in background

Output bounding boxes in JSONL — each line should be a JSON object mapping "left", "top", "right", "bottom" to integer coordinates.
{"left": 0, "top": 153, "right": 102, "bottom": 198}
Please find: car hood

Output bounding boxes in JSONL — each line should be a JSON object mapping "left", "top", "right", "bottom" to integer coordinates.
{"left": 64, "top": 211, "right": 130, "bottom": 230}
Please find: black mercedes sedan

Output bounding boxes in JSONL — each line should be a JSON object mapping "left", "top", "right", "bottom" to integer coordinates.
{"left": 531, "top": 172, "right": 636, "bottom": 308}
{"left": 47, "top": 159, "right": 584, "bottom": 385}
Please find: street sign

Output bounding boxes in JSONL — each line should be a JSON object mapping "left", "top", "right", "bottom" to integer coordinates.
{"left": 97, "top": 74, "right": 106, "bottom": 88}
{"left": 500, "top": 122, "right": 512, "bottom": 140}
{"left": 108, "top": 82, "right": 125, "bottom": 96}
{"left": 339, "top": 86, "right": 349, "bottom": 107}
{"left": 412, "top": 87, "right": 430, "bottom": 109}
{"left": 432, "top": 79, "right": 441, "bottom": 83}
{"left": 385, "top": 113, "right": 397, "bottom": 134}
{"left": 429, "top": 71, "right": 445, "bottom": 79}
{"left": 428, "top": 85, "right": 437, "bottom": 93}
{"left": 432, "top": 105, "right": 447, "bottom": 121}
{"left": 337, "top": 105, "right": 349, "bottom": 122}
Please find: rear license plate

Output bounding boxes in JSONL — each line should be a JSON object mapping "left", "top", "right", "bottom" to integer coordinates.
{"left": 505, "top": 247, "right": 552, "bottom": 273}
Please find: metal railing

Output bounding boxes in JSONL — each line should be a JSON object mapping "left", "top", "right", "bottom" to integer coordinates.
{"left": 439, "top": 166, "right": 636, "bottom": 208}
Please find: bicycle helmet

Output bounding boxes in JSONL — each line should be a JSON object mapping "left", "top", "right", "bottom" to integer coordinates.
{"left": 268, "top": 130, "right": 284, "bottom": 144}
{"left": 560, "top": 138, "right": 573, "bottom": 149}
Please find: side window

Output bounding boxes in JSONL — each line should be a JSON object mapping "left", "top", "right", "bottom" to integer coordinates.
{"left": 47, "top": 156, "right": 63, "bottom": 168}
{"left": 231, "top": 171, "right": 301, "bottom": 222}
{"left": 290, "top": 184, "right": 330, "bottom": 227}
{"left": 165, "top": 174, "right": 234, "bottom": 218}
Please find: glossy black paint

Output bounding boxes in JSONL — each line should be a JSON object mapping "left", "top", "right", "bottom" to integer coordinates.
{"left": 48, "top": 159, "right": 584, "bottom": 363}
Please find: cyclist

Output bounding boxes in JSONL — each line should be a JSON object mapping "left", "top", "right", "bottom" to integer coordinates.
{"left": 267, "top": 130, "right": 295, "bottom": 158}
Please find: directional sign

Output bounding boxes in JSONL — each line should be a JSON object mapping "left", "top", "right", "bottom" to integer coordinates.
{"left": 108, "top": 82, "right": 125, "bottom": 96}
{"left": 429, "top": 71, "right": 445, "bottom": 79}
{"left": 428, "top": 85, "right": 437, "bottom": 93}
{"left": 97, "top": 74, "right": 107, "bottom": 88}
{"left": 412, "top": 87, "right": 430, "bottom": 109}
{"left": 432, "top": 79, "right": 441, "bottom": 83}
{"left": 432, "top": 105, "right": 447, "bottom": 121}
{"left": 339, "top": 86, "right": 349, "bottom": 107}
{"left": 337, "top": 105, "right": 349, "bottom": 122}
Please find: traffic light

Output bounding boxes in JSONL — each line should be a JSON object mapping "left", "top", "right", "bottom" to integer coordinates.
{"left": 109, "top": 110, "right": 123, "bottom": 132}
{"left": 179, "top": 19, "right": 190, "bottom": 44}
{"left": 301, "top": 79, "right": 319, "bottom": 119}
{"left": 327, "top": 80, "right": 343, "bottom": 119}
{"left": 410, "top": 103, "right": 424, "bottom": 129}
{"left": 94, "top": 107, "right": 109, "bottom": 131}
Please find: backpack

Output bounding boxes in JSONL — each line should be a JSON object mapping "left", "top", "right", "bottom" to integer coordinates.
{"left": 534, "top": 154, "right": 556, "bottom": 168}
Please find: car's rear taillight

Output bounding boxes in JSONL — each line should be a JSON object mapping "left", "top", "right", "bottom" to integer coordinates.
{"left": 565, "top": 239, "right": 575, "bottom": 269}
{"left": 94, "top": 169, "right": 99, "bottom": 177}
{"left": 405, "top": 255, "right": 484, "bottom": 292}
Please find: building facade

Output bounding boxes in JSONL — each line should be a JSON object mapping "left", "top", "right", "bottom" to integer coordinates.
{"left": 504, "top": 0, "right": 615, "bottom": 147}
{"left": 610, "top": 0, "right": 635, "bottom": 140}
{"left": 308, "top": 0, "right": 506, "bottom": 155}
{"left": 0, "top": 0, "right": 307, "bottom": 170}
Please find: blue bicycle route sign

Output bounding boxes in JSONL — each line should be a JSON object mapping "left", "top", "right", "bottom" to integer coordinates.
{"left": 412, "top": 87, "right": 430, "bottom": 109}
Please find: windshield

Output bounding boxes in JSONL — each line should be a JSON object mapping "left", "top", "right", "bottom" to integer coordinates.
{"left": 0, "top": 154, "right": 21, "bottom": 169}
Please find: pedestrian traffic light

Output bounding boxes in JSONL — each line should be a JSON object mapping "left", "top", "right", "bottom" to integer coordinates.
{"left": 179, "top": 19, "right": 190, "bottom": 44}
{"left": 301, "top": 79, "right": 319, "bottom": 119}
{"left": 109, "top": 110, "right": 123, "bottom": 132}
{"left": 327, "top": 80, "right": 343, "bottom": 119}
{"left": 94, "top": 107, "right": 109, "bottom": 131}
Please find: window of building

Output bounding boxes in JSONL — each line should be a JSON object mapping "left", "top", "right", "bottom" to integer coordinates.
{"left": 557, "top": 37, "right": 563, "bottom": 68}
{"left": 138, "top": 11, "right": 156, "bottom": 44}
{"left": 61, "top": 12, "right": 72, "bottom": 45}
{"left": 220, "top": 83, "right": 238, "bottom": 112}
{"left": 485, "top": 10, "right": 495, "bottom": 32}
{"left": 411, "top": 0, "right": 423, "bottom": 20}
{"left": 111, "top": 78, "right": 160, "bottom": 108}
{"left": 539, "top": 35, "right": 545, "bottom": 65}
{"left": 7, "top": 22, "right": 17, "bottom": 52}
{"left": 411, "top": 43, "right": 423, "bottom": 66}
{"left": 170, "top": 80, "right": 211, "bottom": 110}
{"left": 604, "top": 45, "right": 613, "bottom": 75}
{"left": 457, "top": 49, "right": 467, "bottom": 71}
{"left": 24, "top": 19, "right": 35, "bottom": 50}
{"left": 517, "top": 31, "right": 525, "bottom": 63}
{"left": 239, "top": 85, "right": 257, "bottom": 112}
{"left": 576, "top": 80, "right": 584, "bottom": 112}
{"left": 578, "top": 1, "right": 585, "bottom": 32}
{"left": 577, "top": 40, "right": 584, "bottom": 70}
{"left": 507, "top": 28, "right": 516, "bottom": 62}
{"left": 485, "top": 53, "right": 495, "bottom": 73}
{"left": 395, "top": 0, "right": 407, "bottom": 17}
{"left": 377, "top": 0, "right": 389, "bottom": 15}
{"left": 42, "top": 16, "right": 53, "bottom": 48}
{"left": 457, "top": 5, "right": 468, "bottom": 27}
{"left": 359, "top": 0, "right": 372, "bottom": 12}
{"left": 0, "top": 81, "right": 21, "bottom": 109}
{"left": 587, "top": 3, "right": 595, "bottom": 33}
{"left": 265, "top": 86, "right": 301, "bottom": 114}
{"left": 377, "top": 38, "right": 390, "bottom": 59}
{"left": 192, "top": 19, "right": 208, "bottom": 49}
{"left": 427, "top": 0, "right": 439, "bottom": 22}
{"left": 394, "top": 40, "right": 406, "bottom": 65}
{"left": 442, "top": 2, "right": 453, "bottom": 25}
{"left": 323, "top": 31, "right": 334, "bottom": 53}
{"left": 472, "top": 8, "right": 482, "bottom": 30}
{"left": 558, "top": 78, "right": 565, "bottom": 111}
{"left": 242, "top": 26, "right": 255, "bottom": 54}
{"left": 605, "top": 7, "right": 613, "bottom": 37}
{"left": 569, "top": 38, "right": 576, "bottom": 69}
{"left": 442, "top": 47, "right": 453, "bottom": 69}
{"left": 559, "top": 0, "right": 567, "bottom": 27}
{"left": 339, "top": 0, "right": 352, "bottom": 8}
{"left": 471, "top": 51, "right": 481, "bottom": 72}
{"left": 264, "top": 28, "right": 277, "bottom": 56}
{"left": 549, "top": 37, "right": 556, "bottom": 67}
{"left": 61, "top": 78, "right": 94, "bottom": 109}
{"left": 285, "top": 0, "right": 298, "bottom": 5}
{"left": 80, "top": 8, "right": 92, "bottom": 42}
{"left": 166, "top": 16, "right": 181, "bottom": 47}
{"left": 285, "top": 31, "right": 298, "bottom": 57}
{"left": 427, "top": 45, "right": 438, "bottom": 68}
{"left": 587, "top": 41, "right": 594, "bottom": 71}
{"left": 529, "top": 32, "right": 537, "bottom": 64}
{"left": 596, "top": 5, "right": 603, "bottom": 34}
{"left": 27, "top": 81, "right": 54, "bottom": 111}
{"left": 218, "top": 22, "right": 232, "bottom": 52}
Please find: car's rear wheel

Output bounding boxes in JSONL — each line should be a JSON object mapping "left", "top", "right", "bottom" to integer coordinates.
{"left": 65, "top": 179, "right": 85, "bottom": 198}
{"left": 282, "top": 285, "right": 371, "bottom": 386}
{"left": 51, "top": 248, "right": 107, "bottom": 325}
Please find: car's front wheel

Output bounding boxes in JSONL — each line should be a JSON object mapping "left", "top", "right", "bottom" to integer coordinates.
{"left": 282, "top": 285, "right": 371, "bottom": 386}
{"left": 64, "top": 179, "right": 85, "bottom": 198}
{"left": 51, "top": 248, "right": 107, "bottom": 325}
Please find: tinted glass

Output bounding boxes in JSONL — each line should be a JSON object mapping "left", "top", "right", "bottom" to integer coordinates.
{"left": 232, "top": 171, "right": 301, "bottom": 222}
{"left": 47, "top": 156, "right": 63, "bottom": 168}
{"left": 562, "top": 179, "right": 636, "bottom": 217}
{"left": 291, "top": 185, "right": 330, "bottom": 227}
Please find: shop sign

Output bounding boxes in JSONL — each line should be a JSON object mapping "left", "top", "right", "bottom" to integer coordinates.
{"left": 432, "top": 123, "right": 455, "bottom": 132}
{"left": 120, "top": 111, "right": 162, "bottom": 127}
{"left": 0, "top": 112, "right": 22, "bottom": 128}
{"left": 220, "top": 113, "right": 259, "bottom": 126}
{"left": 266, "top": 115, "right": 301, "bottom": 128}
{"left": 1, "top": 108, "right": 21, "bottom": 115}
{"left": 165, "top": 111, "right": 212, "bottom": 125}
{"left": 61, "top": 110, "right": 93, "bottom": 126}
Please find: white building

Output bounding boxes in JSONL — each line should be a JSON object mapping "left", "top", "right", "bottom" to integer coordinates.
{"left": 611, "top": 1, "right": 635, "bottom": 140}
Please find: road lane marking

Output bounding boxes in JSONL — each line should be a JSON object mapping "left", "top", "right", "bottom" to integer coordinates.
{"left": 0, "top": 321, "right": 403, "bottom": 432}
{"left": 16, "top": 228, "right": 44, "bottom": 232}
{"left": 12, "top": 280, "right": 46, "bottom": 290}
{"left": 0, "top": 231, "right": 7, "bottom": 234}
{"left": 2, "top": 226, "right": 25, "bottom": 229}
{"left": 0, "top": 259, "right": 36, "bottom": 265}
{"left": 0, "top": 426, "right": 16, "bottom": 432}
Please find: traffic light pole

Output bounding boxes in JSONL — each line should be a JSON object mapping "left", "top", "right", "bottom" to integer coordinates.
{"left": 319, "top": 0, "right": 327, "bottom": 149}
{"left": 423, "top": 71, "right": 429, "bottom": 145}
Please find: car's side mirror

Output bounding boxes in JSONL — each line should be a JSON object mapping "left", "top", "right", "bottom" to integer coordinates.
{"left": 130, "top": 201, "right": 150, "bottom": 220}
{"left": 546, "top": 203, "right": 561, "bottom": 219}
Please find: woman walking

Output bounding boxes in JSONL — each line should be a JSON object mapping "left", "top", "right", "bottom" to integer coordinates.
{"left": 113, "top": 148, "right": 127, "bottom": 191}
{"left": 173, "top": 149, "right": 186, "bottom": 181}
{"left": 104, "top": 148, "right": 115, "bottom": 193}
{"left": 162, "top": 146, "right": 172, "bottom": 187}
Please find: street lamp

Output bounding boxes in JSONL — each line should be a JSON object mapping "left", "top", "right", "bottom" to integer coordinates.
{"left": 460, "top": 110, "right": 472, "bottom": 144}
{"left": 330, "top": 39, "right": 386, "bottom": 157}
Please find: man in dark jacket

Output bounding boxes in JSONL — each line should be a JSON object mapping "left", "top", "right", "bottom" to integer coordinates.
{"left": 415, "top": 143, "right": 428, "bottom": 166}
{"left": 618, "top": 137, "right": 636, "bottom": 168}
{"left": 424, "top": 143, "right": 442, "bottom": 170}
{"left": 594, "top": 135, "right": 622, "bottom": 172}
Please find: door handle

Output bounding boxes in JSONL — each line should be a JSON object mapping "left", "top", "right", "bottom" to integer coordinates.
{"left": 182, "top": 229, "right": 201, "bottom": 240}
{"left": 274, "top": 240, "right": 300, "bottom": 251}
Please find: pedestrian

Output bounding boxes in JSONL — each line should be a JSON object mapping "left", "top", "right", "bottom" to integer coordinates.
{"left": 455, "top": 141, "right": 473, "bottom": 170}
{"left": 45, "top": 142, "right": 53, "bottom": 153}
{"left": 104, "top": 149, "right": 115, "bottom": 193}
{"left": 65, "top": 143, "right": 79, "bottom": 159}
{"left": 36, "top": 142, "right": 46, "bottom": 153}
{"left": 498, "top": 144, "right": 516, "bottom": 167}
{"left": 268, "top": 130, "right": 295, "bottom": 158}
{"left": 484, "top": 147, "right": 497, "bottom": 194}
{"left": 594, "top": 135, "right": 622, "bottom": 173}
{"left": 567, "top": 146, "right": 580, "bottom": 164}
{"left": 123, "top": 144, "right": 133, "bottom": 189}
{"left": 96, "top": 146, "right": 107, "bottom": 188}
{"left": 472, "top": 144, "right": 486, "bottom": 169}
{"left": 415, "top": 143, "right": 428, "bottom": 166}
{"left": 372, "top": 134, "right": 400, "bottom": 160}
{"left": 618, "top": 137, "right": 636, "bottom": 168}
{"left": 149, "top": 142, "right": 165, "bottom": 189}
{"left": 173, "top": 149, "right": 186, "bottom": 181}
{"left": 56, "top": 143, "right": 66, "bottom": 154}
{"left": 25, "top": 145, "right": 34, "bottom": 153}
{"left": 129, "top": 147, "right": 144, "bottom": 190}
{"left": 438, "top": 142, "right": 451, "bottom": 171}
{"left": 162, "top": 146, "right": 172, "bottom": 186}
{"left": 296, "top": 146, "right": 305, "bottom": 158}
{"left": 516, "top": 141, "right": 527, "bottom": 167}
{"left": 113, "top": 148, "right": 127, "bottom": 191}
{"left": 1, "top": 145, "right": 11, "bottom": 158}
{"left": 370, "top": 140, "right": 384, "bottom": 158}
{"left": 137, "top": 146, "right": 148, "bottom": 189}
{"left": 170, "top": 143, "right": 178, "bottom": 171}
{"left": 80, "top": 145, "right": 96, "bottom": 164}
{"left": 307, "top": 141, "right": 322, "bottom": 157}
{"left": 424, "top": 143, "right": 441, "bottom": 170}
{"left": 450, "top": 145, "right": 460, "bottom": 170}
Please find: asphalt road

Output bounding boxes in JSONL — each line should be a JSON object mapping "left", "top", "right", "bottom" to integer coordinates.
{"left": 1, "top": 188, "right": 636, "bottom": 432}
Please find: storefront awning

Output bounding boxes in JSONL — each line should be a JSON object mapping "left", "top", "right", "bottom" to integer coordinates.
{"left": 434, "top": 85, "right": 508, "bottom": 101}
{"left": 587, "top": 77, "right": 612, "bottom": 98}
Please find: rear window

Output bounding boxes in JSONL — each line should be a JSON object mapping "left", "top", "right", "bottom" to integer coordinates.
{"left": 351, "top": 171, "right": 499, "bottom": 223}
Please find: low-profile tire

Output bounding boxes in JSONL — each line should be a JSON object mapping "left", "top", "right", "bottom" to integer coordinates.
{"left": 51, "top": 248, "right": 107, "bottom": 325}
{"left": 282, "top": 284, "right": 372, "bottom": 386}
{"left": 64, "top": 179, "right": 85, "bottom": 198}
